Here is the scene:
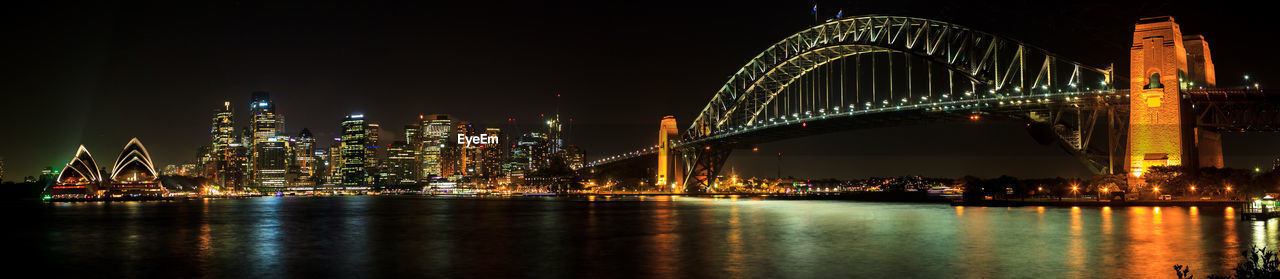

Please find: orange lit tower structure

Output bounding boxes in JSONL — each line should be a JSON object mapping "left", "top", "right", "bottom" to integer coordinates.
{"left": 1127, "top": 16, "right": 1220, "bottom": 188}
{"left": 656, "top": 116, "right": 681, "bottom": 191}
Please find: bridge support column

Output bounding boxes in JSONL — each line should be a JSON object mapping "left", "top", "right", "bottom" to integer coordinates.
{"left": 657, "top": 116, "right": 682, "bottom": 191}
{"left": 680, "top": 145, "right": 731, "bottom": 193}
{"left": 1127, "top": 16, "right": 1195, "bottom": 189}
{"left": 1196, "top": 128, "right": 1224, "bottom": 169}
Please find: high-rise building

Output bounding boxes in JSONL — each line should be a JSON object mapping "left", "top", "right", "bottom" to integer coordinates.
{"left": 341, "top": 114, "right": 368, "bottom": 185}
{"left": 477, "top": 127, "right": 505, "bottom": 179}
{"left": 419, "top": 114, "right": 452, "bottom": 180}
{"left": 207, "top": 101, "right": 243, "bottom": 188}
{"left": 385, "top": 140, "right": 418, "bottom": 185}
{"left": 404, "top": 124, "right": 421, "bottom": 180}
{"left": 365, "top": 123, "right": 381, "bottom": 181}
{"left": 313, "top": 149, "right": 330, "bottom": 184}
{"left": 0, "top": 156, "right": 5, "bottom": 182}
{"left": 294, "top": 129, "right": 317, "bottom": 185}
{"left": 255, "top": 137, "right": 290, "bottom": 190}
{"left": 520, "top": 132, "right": 552, "bottom": 172}
{"left": 249, "top": 91, "right": 284, "bottom": 187}
{"left": 451, "top": 121, "right": 474, "bottom": 178}
{"left": 326, "top": 137, "right": 343, "bottom": 185}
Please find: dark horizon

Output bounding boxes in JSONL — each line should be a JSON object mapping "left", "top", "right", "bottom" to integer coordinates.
{"left": 4, "top": 0, "right": 1280, "bottom": 180}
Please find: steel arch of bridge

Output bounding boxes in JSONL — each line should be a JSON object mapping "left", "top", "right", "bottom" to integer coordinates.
{"left": 688, "top": 15, "right": 1113, "bottom": 138}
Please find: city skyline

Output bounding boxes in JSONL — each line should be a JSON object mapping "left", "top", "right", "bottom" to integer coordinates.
{"left": 5, "top": 1, "right": 1280, "bottom": 180}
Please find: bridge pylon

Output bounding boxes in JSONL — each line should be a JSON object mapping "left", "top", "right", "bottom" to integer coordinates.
{"left": 657, "top": 116, "right": 683, "bottom": 192}
{"left": 1127, "top": 16, "right": 1222, "bottom": 189}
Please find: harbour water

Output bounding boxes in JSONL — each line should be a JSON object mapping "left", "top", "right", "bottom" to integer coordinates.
{"left": 11, "top": 196, "right": 1277, "bottom": 278}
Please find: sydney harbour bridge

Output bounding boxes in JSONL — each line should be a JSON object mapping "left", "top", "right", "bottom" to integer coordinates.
{"left": 586, "top": 15, "right": 1280, "bottom": 192}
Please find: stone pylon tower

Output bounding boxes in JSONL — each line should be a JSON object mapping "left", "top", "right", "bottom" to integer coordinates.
{"left": 657, "top": 116, "right": 681, "bottom": 191}
{"left": 1127, "top": 16, "right": 1220, "bottom": 188}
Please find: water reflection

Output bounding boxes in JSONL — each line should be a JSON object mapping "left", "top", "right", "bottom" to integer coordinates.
{"left": 20, "top": 197, "right": 1279, "bottom": 278}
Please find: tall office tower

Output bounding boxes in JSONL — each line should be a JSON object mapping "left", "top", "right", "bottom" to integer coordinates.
{"left": 195, "top": 145, "right": 212, "bottom": 176}
{"left": 326, "top": 137, "right": 343, "bottom": 185}
{"left": 405, "top": 124, "right": 422, "bottom": 150}
{"left": 505, "top": 134, "right": 533, "bottom": 184}
{"left": 453, "top": 121, "right": 474, "bottom": 177}
{"left": 418, "top": 114, "right": 452, "bottom": 180}
{"left": 294, "top": 129, "right": 317, "bottom": 184}
{"left": 313, "top": 149, "right": 329, "bottom": 184}
{"left": 519, "top": 132, "right": 552, "bottom": 172}
{"left": 564, "top": 144, "right": 585, "bottom": 170}
{"left": 0, "top": 156, "right": 6, "bottom": 182}
{"left": 341, "top": 115, "right": 368, "bottom": 185}
{"left": 364, "top": 123, "right": 381, "bottom": 182}
{"left": 209, "top": 101, "right": 237, "bottom": 184}
{"left": 254, "top": 137, "right": 289, "bottom": 190}
{"left": 249, "top": 91, "right": 282, "bottom": 186}
{"left": 404, "top": 124, "right": 421, "bottom": 179}
{"left": 477, "top": 127, "right": 505, "bottom": 178}
{"left": 385, "top": 140, "right": 418, "bottom": 185}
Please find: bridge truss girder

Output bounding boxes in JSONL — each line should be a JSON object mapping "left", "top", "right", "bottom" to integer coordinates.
{"left": 689, "top": 15, "right": 1113, "bottom": 139}
{"left": 678, "top": 145, "right": 732, "bottom": 193}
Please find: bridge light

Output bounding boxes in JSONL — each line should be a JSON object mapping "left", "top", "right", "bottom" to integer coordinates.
{"left": 942, "top": 94, "right": 949, "bottom": 98}
{"left": 1014, "top": 87, "right": 1021, "bottom": 92}
{"left": 1245, "top": 74, "right": 1250, "bottom": 80}
{"left": 1041, "top": 85, "right": 1048, "bottom": 90}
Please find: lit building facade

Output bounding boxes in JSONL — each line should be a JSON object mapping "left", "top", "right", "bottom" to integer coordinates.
{"left": 249, "top": 91, "right": 285, "bottom": 187}
{"left": 365, "top": 123, "right": 381, "bottom": 180}
{"left": 294, "top": 128, "right": 317, "bottom": 185}
{"left": 254, "top": 137, "right": 290, "bottom": 190}
{"left": 341, "top": 115, "right": 368, "bottom": 185}
{"left": 418, "top": 114, "right": 452, "bottom": 180}
{"left": 385, "top": 140, "right": 418, "bottom": 185}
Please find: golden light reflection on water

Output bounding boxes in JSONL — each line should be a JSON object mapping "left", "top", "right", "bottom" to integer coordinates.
{"left": 1067, "top": 206, "right": 1084, "bottom": 278}
{"left": 724, "top": 203, "right": 744, "bottom": 278}
{"left": 646, "top": 199, "right": 679, "bottom": 278}
{"left": 1102, "top": 206, "right": 1112, "bottom": 235}
{"left": 954, "top": 206, "right": 964, "bottom": 216}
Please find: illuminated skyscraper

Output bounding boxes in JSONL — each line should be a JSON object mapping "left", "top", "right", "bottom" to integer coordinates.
{"left": 341, "top": 114, "right": 368, "bottom": 185}
{"left": 477, "top": 127, "right": 505, "bottom": 179}
{"left": 385, "top": 140, "right": 418, "bottom": 185}
{"left": 365, "top": 123, "right": 381, "bottom": 181}
{"left": 451, "top": 121, "right": 473, "bottom": 177}
{"left": 207, "top": 101, "right": 243, "bottom": 187}
{"left": 249, "top": 91, "right": 285, "bottom": 186}
{"left": 418, "top": 114, "right": 452, "bottom": 180}
{"left": 254, "top": 137, "right": 289, "bottom": 190}
{"left": 0, "top": 156, "right": 5, "bottom": 182}
{"left": 325, "top": 137, "right": 342, "bottom": 185}
{"left": 294, "top": 128, "right": 317, "bottom": 185}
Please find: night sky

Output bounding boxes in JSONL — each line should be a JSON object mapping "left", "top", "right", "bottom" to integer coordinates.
{"left": 3, "top": 0, "right": 1278, "bottom": 180}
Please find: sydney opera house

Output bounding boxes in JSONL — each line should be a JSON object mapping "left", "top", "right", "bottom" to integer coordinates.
{"left": 49, "top": 138, "right": 167, "bottom": 199}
